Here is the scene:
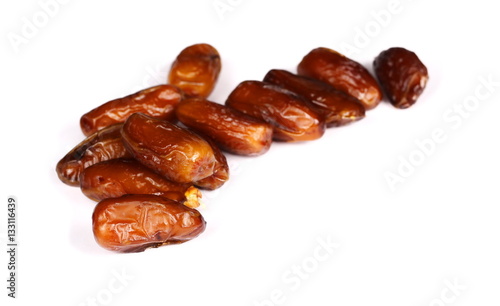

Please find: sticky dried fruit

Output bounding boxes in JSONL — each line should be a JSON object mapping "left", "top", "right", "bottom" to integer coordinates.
{"left": 175, "top": 98, "right": 273, "bottom": 156}
{"left": 373, "top": 47, "right": 429, "bottom": 109}
{"left": 193, "top": 138, "right": 229, "bottom": 190}
{"left": 121, "top": 113, "right": 216, "bottom": 184}
{"left": 263, "top": 69, "right": 365, "bottom": 127}
{"left": 225, "top": 81, "right": 325, "bottom": 142}
{"left": 297, "top": 47, "right": 382, "bottom": 110}
{"left": 92, "top": 194, "right": 206, "bottom": 253}
{"left": 80, "top": 158, "right": 202, "bottom": 208}
{"left": 168, "top": 43, "right": 221, "bottom": 98}
{"left": 56, "top": 123, "right": 132, "bottom": 186}
{"left": 80, "top": 85, "right": 183, "bottom": 136}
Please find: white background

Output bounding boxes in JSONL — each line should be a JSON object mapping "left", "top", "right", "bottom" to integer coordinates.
{"left": 1, "top": 0, "right": 499, "bottom": 305}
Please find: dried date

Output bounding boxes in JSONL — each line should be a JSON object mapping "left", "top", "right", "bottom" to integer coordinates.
{"left": 168, "top": 43, "right": 221, "bottom": 99}
{"left": 56, "top": 123, "right": 132, "bottom": 186}
{"left": 120, "top": 113, "right": 216, "bottom": 184}
{"left": 297, "top": 47, "right": 382, "bottom": 110}
{"left": 80, "top": 85, "right": 183, "bottom": 136}
{"left": 80, "top": 158, "right": 202, "bottom": 208}
{"left": 175, "top": 98, "right": 273, "bottom": 156}
{"left": 263, "top": 69, "right": 365, "bottom": 127}
{"left": 373, "top": 47, "right": 429, "bottom": 109}
{"left": 92, "top": 194, "right": 206, "bottom": 252}
{"left": 225, "top": 81, "right": 326, "bottom": 142}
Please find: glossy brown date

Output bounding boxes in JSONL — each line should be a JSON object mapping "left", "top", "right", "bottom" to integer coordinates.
{"left": 80, "top": 85, "right": 183, "bottom": 137}
{"left": 193, "top": 138, "right": 229, "bottom": 190}
{"left": 92, "top": 194, "right": 206, "bottom": 253}
{"left": 373, "top": 47, "right": 429, "bottom": 109}
{"left": 297, "top": 47, "right": 382, "bottom": 110}
{"left": 168, "top": 43, "right": 221, "bottom": 99}
{"left": 121, "top": 113, "right": 216, "bottom": 184}
{"left": 175, "top": 98, "right": 273, "bottom": 156}
{"left": 263, "top": 69, "right": 365, "bottom": 127}
{"left": 56, "top": 123, "right": 132, "bottom": 186}
{"left": 80, "top": 158, "right": 202, "bottom": 208}
{"left": 225, "top": 81, "right": 326, "bottom": 142}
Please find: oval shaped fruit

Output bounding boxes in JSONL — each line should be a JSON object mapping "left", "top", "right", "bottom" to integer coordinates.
{"left": 263, "top": 69, "right": 365, "bottom": 127}
{"left": 80, "top": 85, "right": 183, "bottom": 136}
{"left": 92, "top": 194, "right": 206, "bottom": 253}
{"left": 168, "top": 43, "right": 221, "bottom": 99}
{"left": 121, "top": 113, "right": 216, "bottom": 184}
{"left": 193, "top": 138, "right": 229, "bottom": 190}
{"left": 175, "top": 98, "right": 273, "bottom": 156}
{"left": 297, "top": 47, "right": 382, "bottom": 110}
{"left": 80, "top": 158, "right": 202, "bottom": 208}
{"left": 56, "top": 123, "right": 132, "bottom": 186}
{"left": 373, "top": 47, "right": 429, "bottom": 109}
{"left": 225, "top": 81, "right": 325, "bottom": 142}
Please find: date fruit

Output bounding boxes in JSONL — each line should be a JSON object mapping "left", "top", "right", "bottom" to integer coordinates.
{"left": 121, "top": 113, "right": 216, "bottom": 184}
{"left": 56, "top": 123, "right": 132, "bottom": 186}
{"left": 225, "top": 81, "right": 326, "bottom": 142}
{"left": 168, "top": 43, "right": 221, "bottom": 99}
{"left": 92, "top": 194, "right": 206, "bottom": 252}
{"left": 263, "top": 69, "right": 365, "bottom": 127}
{"left": 80, "top": 85, "right": 183, "bottom": 136}
{"left": 175, "top": 98, "right": 273, "bottom": 156}
{"left": 297, "top": 47, "right": 382, "bottom": 110}
{"left": 373, "top": 47, "right": 429, "bottom": 109}
{"left": 193, "top": 138, "right": 229, "bottom": 190}
{"left": 80, "top": 159, "right": 202, "bottom": 208}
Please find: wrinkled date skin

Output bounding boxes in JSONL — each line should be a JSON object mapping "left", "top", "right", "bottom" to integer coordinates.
{"left": 225, "top": 81, "right": 326, "bottom": 142}
{"left": 297, "top": 47, "right": 383, "bottom": 110}
{"left": 80, "top": 85, "right": 183, "bottom": 137}
{"left": 263, "top": 69, "right": 366, "bottom": 127}
{"left": 121, "top": 113, "right": 216, "bottom": 184}
{"left": 92, "top": 194, "right": 206, "bottom": 253}
{"left": 80, "top": 159, "right": 202, "bottom": 208}
{"left": 373, "top": 47, "right": 429, "bottom": 109}
{"left": 56, "top": 123, "right": 132, "bottom": 186}
{"left": 193, "top": 138, "right": 229, "bottom": 190}
{"left": 168, "top": 43, "right": 221, "bottom": 99}
{"left": 175, "top": 98, "right": 273, "bottom": 156}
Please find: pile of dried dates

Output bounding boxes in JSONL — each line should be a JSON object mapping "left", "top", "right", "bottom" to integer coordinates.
{"left": 56, "top": 43, "right": 428, "bottom": 253}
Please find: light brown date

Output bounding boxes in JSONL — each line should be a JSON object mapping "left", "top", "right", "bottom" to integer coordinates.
{"left": 92, "top": 194, "right": 206, "bottom": 253}
{"left": 193, "top": 138, "right": 229, "bottom": 190}
{"left": 175, "top": 98, "right": 273, "bottom": 156}
{"left": 297, "top": 47, "right": 383, "bottom": 110}
{"left": 373, "top": 47, "right": 429, "bottom": 109}
{"left": 225, "top": 81, "right": 326, "bottom": 142}
{"left": 80, "top": 85, "right": 183, "bottom": 136}
{"left": 121, "top": 113, "right": 216, "bottom": 184}
{"left": 80, "top": 158, "right": 202, "bottom": 208}
{"left": 56, "top": 123, "right": 132, "bottom": 186}
{"left": 168, "top": 43, "right": 221, "bottom": 99}
{"left": 263, "top": 69, "right": 365, "bottom": 127}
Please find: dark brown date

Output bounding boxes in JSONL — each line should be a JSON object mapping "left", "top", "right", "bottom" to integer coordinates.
{"left": 80, "top": 158, "right": 202, "bottom": 208}
{"left": 175, "top": 98, "right": 273, "bottom": 156}
{"left": 121, "top": 113, "right": 216, "bottom": 184}
{"left": 373, "top": 47, "right": 429, "bottom": 109}
{"left": 225, "top": 81, "right": 326, "bottom": 142}
{"left": 80, "top": 85, "right": 183, "bottom": 136}
{"left": 56, "top": 123, "right": 132, "bottom": 186}
{"left": 193, "top": 138, "right": 229, "bottom": 190}
{"left": 263, "top": 69, "right": 365, "bottom": 127}
{"left": 168, "top": 43, "right": 221, "bottom": 99}
{"left": 297, "top": 47, "right": 382, "bottom": 110}
{"left": 92, "top": 194, "right": 206, "bottom": 253}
